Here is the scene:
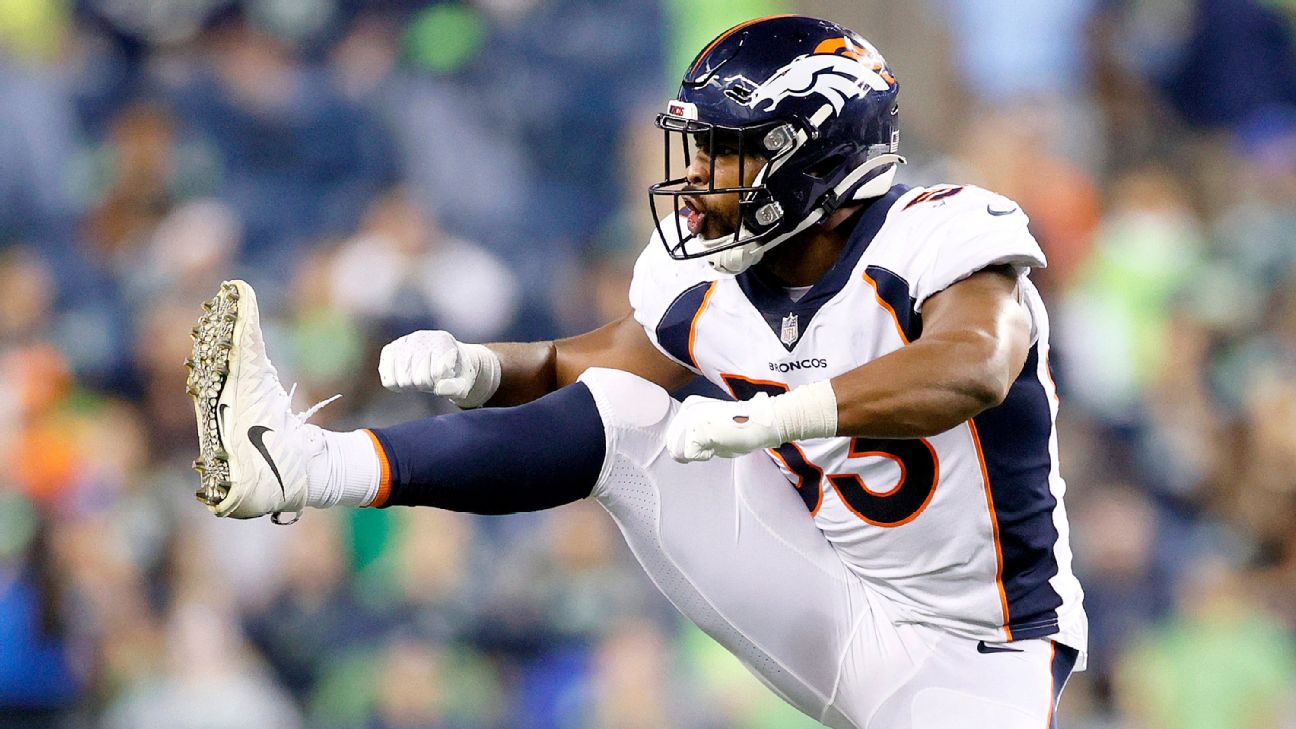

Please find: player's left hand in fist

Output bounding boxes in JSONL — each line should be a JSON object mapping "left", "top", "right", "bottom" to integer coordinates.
{"left": 665, "top": 381, "right": 840, "bottom": 463}
{"left": 666, "top": 394, "right": 785, "bottom": 463}
{"left": 378, "top": 330, "right": 501, "bottom": 408}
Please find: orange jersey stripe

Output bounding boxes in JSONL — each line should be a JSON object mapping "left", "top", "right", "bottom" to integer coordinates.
{"left": 863, "top": 271, "right": 910, "bottom": 345}
{"left": 689, "top": 14, "right": 797, "bottom": 75}
{"left": 363, "top": 429, "right": 393, "bottom": 508}
{"left": 1045, "top": 641, "right": 1058, "bottom": 727}
{"left": 968, "top": 419, "right": 1012, "bottom": 639}
{"left": 687, "top": 281, "right": 717, "bottom": 370}
{"left": 1044, "top": 349, "right": 1061, "bottom": 403}
{"left": 719, "top": 372, "right": 788, "bottom": 395}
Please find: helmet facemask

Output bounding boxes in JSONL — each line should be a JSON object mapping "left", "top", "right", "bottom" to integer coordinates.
{"left": 648, "top": 108, "right": 793, "bottom": 273}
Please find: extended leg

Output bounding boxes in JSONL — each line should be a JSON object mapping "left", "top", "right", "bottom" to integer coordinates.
{"left": 368, "top": 382, "right": 606, "bottom": 513}
{"left": 363, "top": 368, "right": 905, "bottom": 727}
{"left": 575, "top": 368, "right": 923, "bottom": 728}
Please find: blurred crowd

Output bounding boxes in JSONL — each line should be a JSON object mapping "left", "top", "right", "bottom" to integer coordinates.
{"left": 2, "top": 0, "right": 1296, "bottom": 727}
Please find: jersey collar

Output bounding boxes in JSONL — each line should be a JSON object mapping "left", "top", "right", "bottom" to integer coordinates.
{"left": 736, "top": 184, "right": 910, "bottom": 351}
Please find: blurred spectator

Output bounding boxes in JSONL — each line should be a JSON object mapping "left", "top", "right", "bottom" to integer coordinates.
{"left": 1069, "top": 483, "right": 1165, "bottom": 705}
{"left": 945, "top": 107, "right": 1103, "bottom": 293}
{"left": 101, "top": 589, "right": 303, "bottom": 729}
{"left": 1117, "top": 557, "right": 1296, "bottom": 729}
{"left": 171, "top": 8, "right": 397, "bottom": 284}
{"left": 1159, "top": 0, "right": 1296, "bottom": 129}
{"left": 242, "top": 509, "right": 369, "bottom": 701}
{"left": 82, "top": 103, "right": 197, "bottom": 261}
{"left": 1057, "top": 166, "right": 1205, "bottom": 422}
{"left": 0, "top": 3, "right": 80, "bottom": 246}
{"left": 0, "top": 495, "right": 80, "bottom": 729}
{"left": 364, "top": 636, "right": 502, "bottom": 729}
{"left": 119, "top": 198, "right": 242, "bottom": 312}
{"left": 582, "top": 618, "right": 677, "bottom": 728}
{"left": 329, "top": 187, "right": 520, "bottom": 343}
{"left": 932, "top": 0, "right": 1096, "bottom": 102}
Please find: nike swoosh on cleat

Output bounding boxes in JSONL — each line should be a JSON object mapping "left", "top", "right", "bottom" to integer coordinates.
{"left": 976, "top": 640, "right": 1024, "bottom": 654}
{"left": 248, "top": 425, "right": 286, "bottom": 497}
{"left": 986, "top": 205, "right": 1019, "bottom": 216}
{"left": 218, "top": 404, "right": 229, "bottom": 444}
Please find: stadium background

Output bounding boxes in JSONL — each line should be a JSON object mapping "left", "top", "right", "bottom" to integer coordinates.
{"left": 2, "top": 0, "right": 1295, "bottom": 726}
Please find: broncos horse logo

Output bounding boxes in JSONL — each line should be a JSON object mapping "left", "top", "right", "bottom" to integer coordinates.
{"left": 746, "top": 38, "right": 894, "bottom": 117}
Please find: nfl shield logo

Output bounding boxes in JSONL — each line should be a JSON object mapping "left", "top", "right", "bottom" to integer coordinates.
{"left": 780, "top": 313, "right": 799, "bottom": 346}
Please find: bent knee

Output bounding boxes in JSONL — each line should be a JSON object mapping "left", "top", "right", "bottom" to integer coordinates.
{"left": 578, "top": 368, "right": 675, "bottom": 431}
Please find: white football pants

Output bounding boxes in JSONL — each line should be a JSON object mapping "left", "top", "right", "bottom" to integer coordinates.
{"left": 580, "top": 368, "right": 1071, "bottom": 729}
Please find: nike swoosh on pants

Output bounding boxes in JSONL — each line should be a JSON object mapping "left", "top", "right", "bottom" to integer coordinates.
{"left": 976, "top": 640, "right": 1023, "bottom": 654}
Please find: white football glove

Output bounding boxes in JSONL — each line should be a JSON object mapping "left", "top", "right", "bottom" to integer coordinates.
{"left": 666, "top": 394, "right": 787, "bottom": 462}
{"left": 665, "top": 382, "right": 839, "bottom": 463}
{"left": 378, "top": 330, "right": 502, "bottom": 408}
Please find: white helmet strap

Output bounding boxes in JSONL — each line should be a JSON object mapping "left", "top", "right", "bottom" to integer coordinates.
{"left": 702, "top": 153, "right": 905, "bottom": 274}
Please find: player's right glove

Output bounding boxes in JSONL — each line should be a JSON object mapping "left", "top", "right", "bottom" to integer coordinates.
{"left": 378, "top": 330, "right": 502, "bottom": 408}
{"left": 665, "top": 381, "right": 839, "bottom": 463}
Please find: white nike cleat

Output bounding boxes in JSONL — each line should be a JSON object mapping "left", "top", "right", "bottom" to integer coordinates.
{"left": 186, "top": 280, "right": 329, "bottom": 522}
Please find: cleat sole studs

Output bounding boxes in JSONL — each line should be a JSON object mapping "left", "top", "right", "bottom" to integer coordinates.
{"left": 187, "top": 282, "right": 242, "bottom": 510}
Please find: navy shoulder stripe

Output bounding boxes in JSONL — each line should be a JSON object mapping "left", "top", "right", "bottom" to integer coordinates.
{"left": 655, "top": 281, "right": 714, "bottom": 370}
{"left": 972, "top": 344, "right": 1064, "bottom": 640}
{"left": 863, "top": 265, "right": 922, "bottom": 343}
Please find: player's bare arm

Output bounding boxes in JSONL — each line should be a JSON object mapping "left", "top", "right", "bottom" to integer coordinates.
{"left": 829, "top": 263, "right": 1031, "bottom": 437}
{"left": 488, "top": 313, "right": 695, "bottom": 406}
{"left": 377, "top": 313, "right": 693, "bottom": 408}
{"left": 664, "top": 264, "right": 1033, "bottom": 462}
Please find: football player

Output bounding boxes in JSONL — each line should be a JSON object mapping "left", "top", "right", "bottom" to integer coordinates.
{"left": 187, "top": 15, "right": 1085, "bottom": 728}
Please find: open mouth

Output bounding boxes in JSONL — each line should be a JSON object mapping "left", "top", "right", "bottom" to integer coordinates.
{"left": 681, "top": 197, "right": 707, "bottom": 235}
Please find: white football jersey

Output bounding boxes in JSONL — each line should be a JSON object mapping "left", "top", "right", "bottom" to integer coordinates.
{"left": 630, "top": 184, "right": 1087, "bottom": 657}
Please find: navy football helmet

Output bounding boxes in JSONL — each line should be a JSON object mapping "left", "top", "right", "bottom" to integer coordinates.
{"left": 648, "top": 15, "right": 903, "bottom": 274}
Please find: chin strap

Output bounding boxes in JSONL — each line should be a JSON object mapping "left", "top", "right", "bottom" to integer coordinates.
{"left": 847, "top": 154, "right": 904, "bottom": 201}
{"left": 707, "top": 240, "right": 770, "bottom": 275}
{"left": 703, "top": 154, "right": 906, "bottom": 275}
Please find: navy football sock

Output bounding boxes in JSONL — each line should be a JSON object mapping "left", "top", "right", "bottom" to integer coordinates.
{"left": 369, "top": 382, "right": 606, "bottom": 513}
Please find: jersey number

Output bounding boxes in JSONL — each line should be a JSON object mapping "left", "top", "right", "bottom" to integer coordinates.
{"left": 722, "top": 375, "right": 938, "bottom": 526}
